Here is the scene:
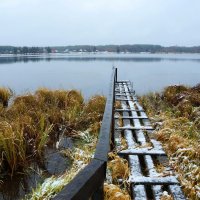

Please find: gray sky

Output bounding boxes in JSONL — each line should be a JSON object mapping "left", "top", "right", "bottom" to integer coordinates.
{"left": 0, "top": 0, "right": 199, "bottom": 46}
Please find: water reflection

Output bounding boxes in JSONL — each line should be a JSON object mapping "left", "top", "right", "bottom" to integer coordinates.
{"left": 0, "top": 54, "right": 200, "bottom": 64}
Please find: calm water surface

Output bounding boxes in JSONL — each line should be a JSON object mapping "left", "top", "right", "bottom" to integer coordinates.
{"left": 0, "top": 53, "right": 200, "bottom": 97}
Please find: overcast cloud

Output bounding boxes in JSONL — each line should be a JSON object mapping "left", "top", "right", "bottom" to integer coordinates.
{"left": 0, "top": 0, "right": 199, "bottom": 46}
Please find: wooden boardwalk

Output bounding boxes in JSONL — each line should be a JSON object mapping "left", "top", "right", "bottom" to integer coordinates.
{"left": 53, "top": 68, "right": 186, "bottom": 200}
{"left": 114, "top": 80, "right": 185, "bottom": 200}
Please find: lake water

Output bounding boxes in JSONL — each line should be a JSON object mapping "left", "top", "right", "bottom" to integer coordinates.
{"left": 0, "top": 53, "right": 200, "bottom": 98}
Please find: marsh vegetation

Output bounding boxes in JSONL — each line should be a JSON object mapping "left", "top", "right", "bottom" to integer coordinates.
{"left": 0, "top": 83, "right": 199, "bottom": 199}
{"left": 0, "top": 87, "right": 106, "bottom": 199}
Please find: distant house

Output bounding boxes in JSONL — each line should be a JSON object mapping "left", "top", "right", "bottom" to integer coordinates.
{"left": 51, "top": 49, "right": 57, "bottom": 53}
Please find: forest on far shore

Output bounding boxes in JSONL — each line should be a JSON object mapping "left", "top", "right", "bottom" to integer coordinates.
{"left": 1, "top": 44, "right": 200, "bottom": 54}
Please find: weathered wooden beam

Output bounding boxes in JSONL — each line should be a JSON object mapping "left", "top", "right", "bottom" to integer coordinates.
{"left": 94, "top": 68, "right": 116, "bottom": 161}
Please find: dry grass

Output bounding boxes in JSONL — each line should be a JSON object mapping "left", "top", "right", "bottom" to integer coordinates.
{"left": 0, "top": 87, "right": 13, "bottom": 107}
{"left": 104, "top": 152, "right": 131, "bottom": 200}
{"left": 0, "top": 88, "right": 105, "bottom": 177}
{"left": 121, "top": 137, "right": 128, "bottom": 150}
{"left": 115, "top": 101, "right": 121, "bottom": 109}
{"left": 139, "top": 84, "right": 200, "bottom": 200}
{"left": 108, "top": 152, "right": 129, "bottom": 181}
{"left": 104, "top": 183, "right": 131, "bottom": 200}
{"left": 0, "top": 121, "right": 26, "bottom": 174}
{"left": 155, "top": 163, "right": 165, "bottom": 173}
{"left": 163, "top": 85, "right": 189, "bottom": 105}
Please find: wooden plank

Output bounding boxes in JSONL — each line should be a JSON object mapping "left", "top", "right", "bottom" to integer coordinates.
{"left": 169, "top": 185, "right": 186, "bottom": 200}
{"left": 115, "top": 91, "right": 135, "bottom": 94}
{"left": 115, "top": 98, "right": 137, "bottom": 101}
{"left": 114, "top": 130, "right": 122, "bottom": 152}
{"left": 144, "top": 155, "right": 163, "bottom": 200}
{"left": 115, "top": 94, "right": 137, "bottom": 97}
{"left": 133, "top": 185, "right": 148, "bottom": 200}
{"left": 116, "top": 80, "right": 130, "bottom": 83}
{"left": 129, "top": 155, "right": 147, "bottom": 199}
{"left": 114, "top": 116, "right": 148, "bottom": 119}
{"left": 115, "top": 126, "right": 154, "bottom": 130}
{"left": 115, "top": 109, "right": 144, "bottom": 112}
{"left": 138, "top": 110, "right": 163, "bottom": 200}
{"left": 118, "top": 149, "right": 166, "bottom": 156}
{"left": 129, "top": 176, "right": 179, "bottom": 185}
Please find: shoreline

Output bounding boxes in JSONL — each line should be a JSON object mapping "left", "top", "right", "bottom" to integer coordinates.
{"left": 0, "top": 52, "right": 200, "bottom": 60}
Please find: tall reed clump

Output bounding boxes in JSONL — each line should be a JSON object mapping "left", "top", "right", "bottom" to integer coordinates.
{"left": 139, "top": 84, "right": 200, "bottom": 199}
{"left": 81, "top": 95, "right": 106, "bottom": 134}
{"left": 0, "top": 88, "right": 106, "bottom": 177}
{"left": 0, "top": 121, "right": 26, "bottom": 175}
{"left": 0, "top": 87, "right": 13, "bottom": 107}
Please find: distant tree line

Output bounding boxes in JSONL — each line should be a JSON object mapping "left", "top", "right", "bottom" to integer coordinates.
{"left": 0, "top": 46, "right": 52, "bottom": 54}
{"left": 1, "top": 45, "right": 200, "bottom": 54}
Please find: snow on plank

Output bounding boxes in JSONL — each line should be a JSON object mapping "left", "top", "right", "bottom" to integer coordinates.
{"left": 115, "top": 98, "right": 137, "bottom": 101}
{"left": 133, "top": 185, "right": 148, "bottom": 200}
{"left": 169, "top": 185, "right": 186, "bottom": 200}
{"left": 118, "top": 148, "right": 166, "bottom": 156}
{"left": 144, "top": 155, "right": 163, "bottom": 200}
{"left": 114, "top": 130, "right": 122, "bottom": 152}
{"left": 115, "top": 109, "right": 144, "bottom": 112}
{"left": 115, "top": 126, "right": 154, "bottom": 130}
{"left": 129, "top": 176, "right": 179, "bottom": 185}
{"left": 114, "top": 116, "right": 148, "bottom": 119}
{"left": 151, "top": 139, "right": 165, "bottom": 151}
{"left": 129, "top": 155, "right": 147, "bottom": 199}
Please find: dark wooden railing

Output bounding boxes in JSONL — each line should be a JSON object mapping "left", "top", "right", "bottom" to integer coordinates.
{"left": 53, "top": 68, "right": 117, "bottom": 200}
